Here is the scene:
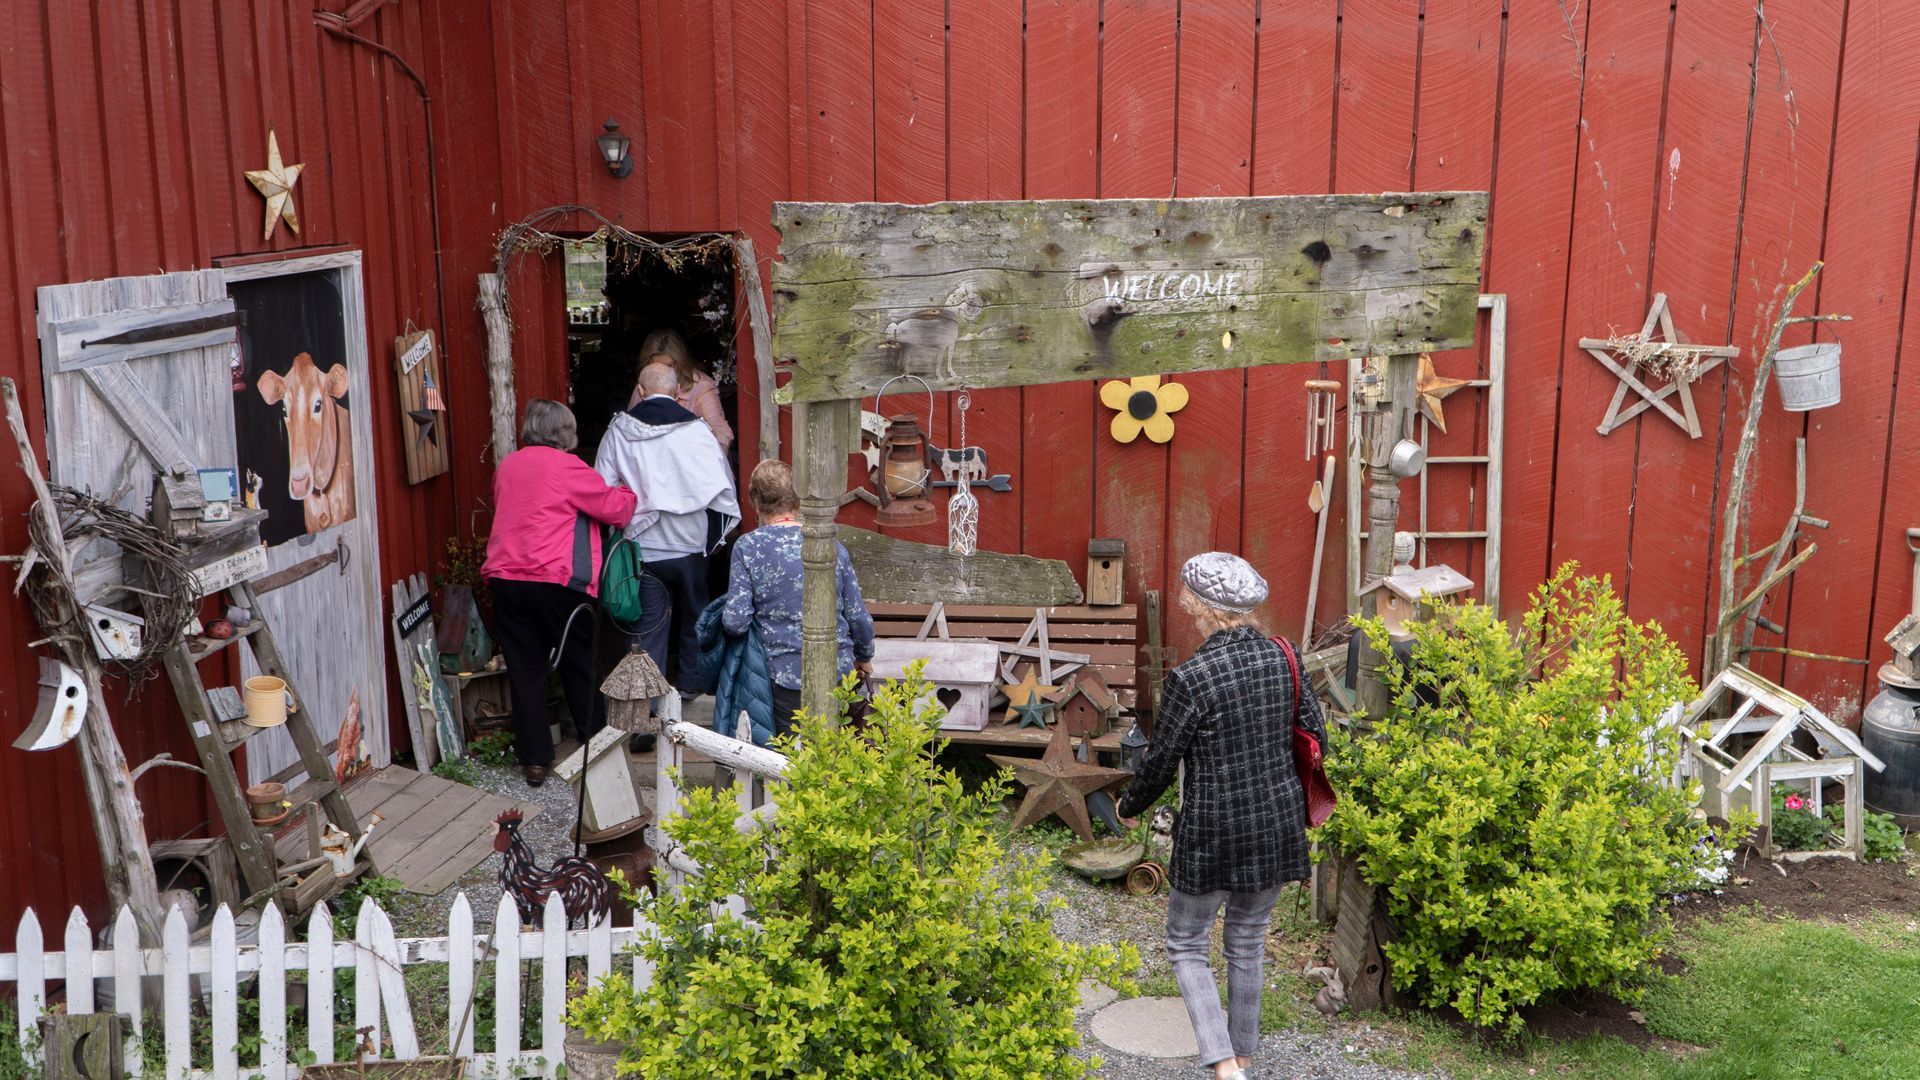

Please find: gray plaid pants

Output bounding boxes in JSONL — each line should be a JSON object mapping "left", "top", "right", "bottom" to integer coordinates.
{"left": 1165, "top": 884, "right": 1283, "bottom": 1066}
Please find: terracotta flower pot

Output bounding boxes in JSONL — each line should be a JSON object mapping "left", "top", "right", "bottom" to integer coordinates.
{"left": 246, "top": 781, "right": 289, "bottom": 826}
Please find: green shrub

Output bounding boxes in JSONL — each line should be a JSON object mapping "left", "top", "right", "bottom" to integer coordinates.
{"left": 1323, "top": 566, "right": 1720, "bottom": 1033}
{"left": 1817, "top": 802, "right": 1909, "bottom": 862}
{"left": 568, "top": 670, "right": 1135, "bottom": 1078}
{"left": 432, "top": 755, "right": 481, "bottom": 786}
{"left": 469, "top": 730, "right": 516, "bottom": 768}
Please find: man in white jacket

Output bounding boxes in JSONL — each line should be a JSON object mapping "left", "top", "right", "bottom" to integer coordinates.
{"left": 594, "top": 364, "right": 741, "bottom": 694}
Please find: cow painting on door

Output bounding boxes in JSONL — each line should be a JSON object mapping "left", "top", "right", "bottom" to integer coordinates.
{"left": 231, "top": 271, "right": 359, "bottom": 546}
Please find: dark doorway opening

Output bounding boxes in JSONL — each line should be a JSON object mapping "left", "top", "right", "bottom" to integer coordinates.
{"left": 565, "top": 235, "right": 738, "bottom": 467}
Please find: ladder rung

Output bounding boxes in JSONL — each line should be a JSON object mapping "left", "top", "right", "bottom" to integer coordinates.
{"left": 186, "top": 620, "right": 266, "bottom": 661}
{"left": 1357, "top": 530, "right": 1491, "bottom": 540}
{"left": 285, "top": 775, "right": 338, "bottom": 810}
{"left": 1425, "top": 455, "right": 1490, "bottom": 464}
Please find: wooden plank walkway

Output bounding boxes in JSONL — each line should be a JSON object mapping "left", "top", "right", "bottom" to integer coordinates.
{"left": 272, "top": 766, "right": 539, "bottom": 896}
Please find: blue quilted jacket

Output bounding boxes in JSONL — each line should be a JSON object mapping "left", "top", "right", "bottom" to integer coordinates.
{"left": 696, "top": 596, "right": 776, "bottom": 746}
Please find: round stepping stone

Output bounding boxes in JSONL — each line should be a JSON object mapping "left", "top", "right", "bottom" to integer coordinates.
{"left": 1089, "top": 996, "right": 1198, "bottom": 1059}
{"left": 1077, "top": 979, "right": 1119, "bottom": 1013}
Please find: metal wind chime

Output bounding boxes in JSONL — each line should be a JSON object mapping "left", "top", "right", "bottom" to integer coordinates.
{"left": 1304, "top": 368, "right": 1341, "bottom": 460}
{"left": 948, "top": 390, "right": 979, "bottom": 556}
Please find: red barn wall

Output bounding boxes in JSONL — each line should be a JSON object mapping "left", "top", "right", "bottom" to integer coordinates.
{"left": 0, "top": 1, "right": 452, "bottom": 929}
{"left": 438, "top": 0, "right": 1918, "bottom": 717}
{"left": 6, "top": 0, "right": 1920, "bottom": 927}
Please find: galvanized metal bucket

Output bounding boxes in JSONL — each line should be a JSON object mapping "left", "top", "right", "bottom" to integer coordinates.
{"left": 1774, "top": 342, "right": 1842, "bottom": 411}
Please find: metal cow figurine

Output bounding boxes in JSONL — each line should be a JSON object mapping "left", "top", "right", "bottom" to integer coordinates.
{"left": 931, "top": 446, "right": 1011, "bottom": 492}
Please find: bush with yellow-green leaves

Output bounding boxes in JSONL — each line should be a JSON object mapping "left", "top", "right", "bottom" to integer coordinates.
{"left": 1324, "top": 567, "right": 1723, "bottom": 1033}
{"left": 569, "top": 671, "right": 1136, "bottom": 1078}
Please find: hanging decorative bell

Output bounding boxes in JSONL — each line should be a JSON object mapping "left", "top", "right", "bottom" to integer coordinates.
{"left": 874, "top": 415, "right": 936, "bottom": 529}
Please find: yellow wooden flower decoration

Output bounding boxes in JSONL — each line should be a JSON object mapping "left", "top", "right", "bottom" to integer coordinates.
{"left": 1100, "top": 375, "right": 1190, "bottom": 444}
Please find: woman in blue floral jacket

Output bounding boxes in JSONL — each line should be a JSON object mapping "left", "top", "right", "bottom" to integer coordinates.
{"left": 719, "top": 459, "right": 874, "bottom": 738}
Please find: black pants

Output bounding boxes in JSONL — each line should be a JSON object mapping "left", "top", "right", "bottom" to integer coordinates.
{"left": 488, "top": 578, "right": 599, "bottom": 767}
{"left": 770, "top": 685, "right": 804, "bottom": 740}
{"left": 647, "top": 553, "right": 711, "bottom": 693}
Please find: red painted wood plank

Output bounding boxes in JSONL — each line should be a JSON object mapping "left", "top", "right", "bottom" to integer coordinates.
{"left": 135, "top": 0, "right": 197, "bottom": 265}
{"left": 1021, "top": 0, "right": 1099, "bottom": 573}
{"left": 728, "top": 0, "right": 793, "bottom": 472}
{"left": 96, "top": 0, "right": 161, "bottom": 272}
{"left": 946, "top": 0, "right": 1025, "bottom": 557}
{"left": 1622, "top": 0, "right": 1757, "bottom": 670}
{"left": 642, "top": 1, "right": 724, "bottom": 228}
{"left": 177, "top": 0, "right": 238, "bottom": 259}
{"left": 43, "top": 0, "right": 115, "bottom": 275}
{"left": 1331, "top": 0, "right": 1419, "bottom": 194}
{"left": 873, "top": 0, "right": 945, "bottom": 204}
{"left": 1245, "top": 0, "right": 1339, "bottom": 637}
{"left": 804, "top": 0, "right": 875, "bottom": 202}
{"left": 283, "top": 1, "right": 338, "bottom": 245}
{"left": 1404, "top": 0, "right": 1502, "bottom": 608}
{"left": 710, "top": 0, "right": 741, "bottom": 228}
{"left": 1545, "top": 1, "right": 1673, "bottom": 595}
{"left": 1481, "top": 1, "right": 1585, "bottom": 621}
{"left": 1095, "top": 0, "right": 1179, "bottom": 612}
{"left": 251, "top": 0, "right": 301, "bottom": 253}
{"left": 1716, "top": 0, "right": 1846, "bottom": 686}
{"left": 1164, "top": 2, "right": 1256, "bottom": 659}
{"left": 501, "top": 0, "right": 578, "bottom": 213}
{"left": 1784, "top": 0, "right": 1920, "bottom": 714}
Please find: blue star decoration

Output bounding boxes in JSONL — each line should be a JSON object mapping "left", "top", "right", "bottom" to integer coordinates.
{"left": 1011, "top": 697, "right": 1056, "bottom": 730}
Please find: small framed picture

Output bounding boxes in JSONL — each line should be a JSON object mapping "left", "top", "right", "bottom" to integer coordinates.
{"left": 198, "top": 467, "right": 239, "bottom": 504}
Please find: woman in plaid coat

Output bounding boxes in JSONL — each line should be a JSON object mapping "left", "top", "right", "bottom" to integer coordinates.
{"left": 1117, "top": 552, "right": 1327, "bottom": 1080}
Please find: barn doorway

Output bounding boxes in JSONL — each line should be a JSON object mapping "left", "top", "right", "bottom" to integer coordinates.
{"left": 564, "top": 235, "right": 739, "bottom": 468}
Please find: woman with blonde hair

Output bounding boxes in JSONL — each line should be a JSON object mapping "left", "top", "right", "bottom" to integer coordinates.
{"left": 1115, "top": 552, "right": 1327, "bottom": 1080}
{"left": 627, "top": 328, "right": 733, "bottom": 451}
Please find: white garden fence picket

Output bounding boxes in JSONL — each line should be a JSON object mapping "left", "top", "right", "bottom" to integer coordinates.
{"left": 0, "top": 892, "right": 652, "bottom": 1079}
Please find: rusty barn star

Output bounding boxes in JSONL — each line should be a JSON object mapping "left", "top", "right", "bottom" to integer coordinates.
{"left": 244, "top": 130, "right": 304, "bottom": 242}
{"left": 1415, "top": 354, "right": 1473, "bottom": 434}
{"left": 408, "top": 408, "right": 439, "bottom": 449}
{"left": 988, "top": 725, "right": 1132, "bottom": 842}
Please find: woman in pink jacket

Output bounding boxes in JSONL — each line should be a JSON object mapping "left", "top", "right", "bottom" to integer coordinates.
{"left": 483, "top": 400, "right": 638, "bottom": 785}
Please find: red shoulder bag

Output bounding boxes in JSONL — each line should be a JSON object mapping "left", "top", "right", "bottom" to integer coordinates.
{"left": 1273, "top": 636, "right": 1338, "bottom": 828}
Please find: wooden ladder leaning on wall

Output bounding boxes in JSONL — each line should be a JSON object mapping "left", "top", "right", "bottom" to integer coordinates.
{"left": 156, "top": 508, "right": 371, "bottom": 915}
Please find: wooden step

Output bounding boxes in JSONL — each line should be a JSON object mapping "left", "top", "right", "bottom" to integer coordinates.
{"left": 186, "top": 620, "right": 266, "bottom": 661}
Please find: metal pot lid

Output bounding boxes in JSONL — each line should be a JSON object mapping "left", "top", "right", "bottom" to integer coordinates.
{"left": 1879, "top": 662, "right": 1920, "bottom": 691}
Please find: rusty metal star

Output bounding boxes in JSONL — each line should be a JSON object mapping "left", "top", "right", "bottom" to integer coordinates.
{"left": 1415, "top": 354, "right": 1473, "bottom": 434}
{"left": 988, "top": 725, "right": 1132, "bottom": 842}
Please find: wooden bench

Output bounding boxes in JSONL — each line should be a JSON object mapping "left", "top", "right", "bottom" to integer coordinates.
{"left": 864, "top": 603, "right": 1144, "bottom": 752}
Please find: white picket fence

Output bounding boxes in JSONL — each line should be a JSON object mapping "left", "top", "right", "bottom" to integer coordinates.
{"left": 1, "top": 892, "right": 653, "bottom": 1079}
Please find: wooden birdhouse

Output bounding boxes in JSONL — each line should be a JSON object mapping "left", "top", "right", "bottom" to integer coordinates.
{"left": 149, "top": 471, "right": 206, "bottom": 540}
{"left": 870, "top": 638, "right": 1000, "bottom": 731}
{"left": 1886, "top": 614, "right": 1920, "bottom": 681}
{"left": 1375, "top": 564, "right": 1474, "bottom": 637}
{"left": 1055, "top": 668, "right": 1123, "bottom": 738}
{"left": 1088, "top": 538, "right": 1126, "bottom": 606}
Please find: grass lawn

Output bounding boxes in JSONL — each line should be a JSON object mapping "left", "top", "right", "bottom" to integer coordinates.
{"left": 1368, "top": 911, "right": 1920, "bottom": 1079}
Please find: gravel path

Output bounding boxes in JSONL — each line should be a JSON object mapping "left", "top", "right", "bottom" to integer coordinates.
{"left": 1034, "top": 840, "right": 1444, "bottom": 1079}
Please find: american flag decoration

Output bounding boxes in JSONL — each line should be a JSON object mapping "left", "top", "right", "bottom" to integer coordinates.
{"left": 422, "top": 367, "right": 445, "bottom": 412}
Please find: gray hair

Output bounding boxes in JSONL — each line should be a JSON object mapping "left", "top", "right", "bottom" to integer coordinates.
{"left": 637, "top": 363, "right": 679, "bottom": 397}
{"left": 520, "top": 398, "right": 578, "bottom": 451}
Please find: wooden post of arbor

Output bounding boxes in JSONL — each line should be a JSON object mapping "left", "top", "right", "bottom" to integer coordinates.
{"left": 1353, "top": 353, "right": 1421, "bottom": 722}
{"left": 767, "top": 195, "right": 1487, "bottom": 729}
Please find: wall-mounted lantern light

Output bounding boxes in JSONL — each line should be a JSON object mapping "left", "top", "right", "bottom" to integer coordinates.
{"left": 595, "top": 119, "right": 633, "bottom": 178}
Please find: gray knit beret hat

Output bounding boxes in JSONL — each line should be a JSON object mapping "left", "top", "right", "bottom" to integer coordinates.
{"left": 1180, "top": 552, "right": 1268, "bottom": 613}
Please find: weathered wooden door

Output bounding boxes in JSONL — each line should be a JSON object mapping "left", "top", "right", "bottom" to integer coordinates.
{"left": 36, "top": 259, "right": 389, "bottom": 787}
{"left": 222, "top": 252, "right": 388, "bottom": 783}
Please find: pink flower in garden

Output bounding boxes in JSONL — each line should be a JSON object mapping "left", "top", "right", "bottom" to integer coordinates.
{"left": 1784, "top": 794, "right": 1805, "bottom": 812}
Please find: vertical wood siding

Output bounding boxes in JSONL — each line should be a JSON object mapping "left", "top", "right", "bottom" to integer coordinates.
{"left": 9, "top": 0, "right": 1920, "bottom": 926}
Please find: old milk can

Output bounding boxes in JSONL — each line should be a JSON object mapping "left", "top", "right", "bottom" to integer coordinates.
{"left": 1863, "top": 664, "right": 1920, "bottom": 825}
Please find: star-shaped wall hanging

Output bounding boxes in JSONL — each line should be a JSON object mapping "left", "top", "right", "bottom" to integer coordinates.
{"left": 1581, "top": 293, "right": 1739, "bottom": 439}
{"left": 1415, "top": 354, "right": 1473, "bottom": 434}
{"left": 407, "top": 408, "right": 439, "bottom": 451}
{"left": 988, "top": 725, "right": 1133, "bottom": 841}
{"left": 244, "top": 130, "right": 304, "bottom": 242}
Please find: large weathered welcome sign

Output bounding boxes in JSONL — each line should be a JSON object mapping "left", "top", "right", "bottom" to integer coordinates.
{"left": 771, "top": 195, "right": 1488, "bottom": 403}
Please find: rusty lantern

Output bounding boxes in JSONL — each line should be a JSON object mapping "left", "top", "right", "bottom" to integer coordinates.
{"left": 874, "top": 415, "right": 935, "bottom": 529}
